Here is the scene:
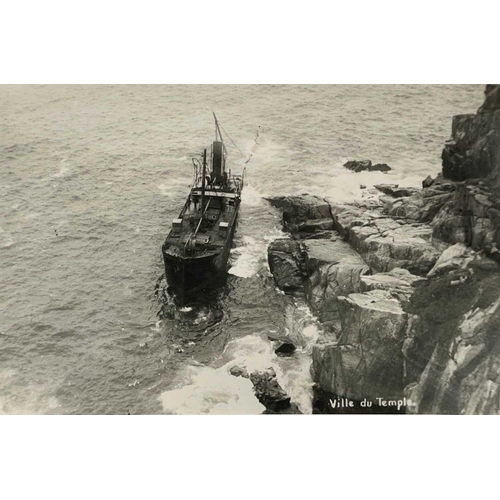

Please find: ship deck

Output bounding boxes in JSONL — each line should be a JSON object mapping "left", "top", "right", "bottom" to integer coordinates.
{"left": 163, "top": 191, "right": 239, "bottom": 259}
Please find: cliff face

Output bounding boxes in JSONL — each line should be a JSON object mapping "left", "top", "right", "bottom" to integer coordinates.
{"left": 436, "top": 85, "right": 500, "bottom": 257}
{"left": 267, "top": 85, "right": 500, "bottom": 414}
{"left": 442, "top": 85, "right": 500, "bottom": 182}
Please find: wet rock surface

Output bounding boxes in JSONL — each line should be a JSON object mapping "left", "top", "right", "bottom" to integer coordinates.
{"left": 228, "top": 364, "right": 299, "bottom": 413}
{"left": 344, "top": 160, "right": 392, "bottom": 173}
{"left": 267, "top": 85, "right": 500, "bottom": 414}
{"left": 249, "top": 368, "right": 292, "bottom": 412}
{"left": 267, "top": 239, "right": 306, "bottom": 294}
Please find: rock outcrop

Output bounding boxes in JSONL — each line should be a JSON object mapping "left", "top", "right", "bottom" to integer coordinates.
{"left": 343, "top": 160, "right": 392, "bottom": 173}
{"left": 436, "top": 84, "right": 500, "bottom": 258}
{"left": 302, "top": 238, "right": 370, "bottom": 328}
{"left": 404, "top": 251, "right": 500, "bottom": 414}
{"left": 249, "top": 368, "right": 292, "bottom": 412}
{"left": 327, "top": 202, "right": 440, "bottom": 275}
{"left": 267, "top": 85, "right": 500, "bottom": 414}
{"left": 229, "top": 365, "right": 300, "bottom": 413}
{"left": 267, "top": 239, "right": 306, "bottom": 294}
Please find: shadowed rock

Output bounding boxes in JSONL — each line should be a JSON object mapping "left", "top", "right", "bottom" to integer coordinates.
{"left": 344, "top": 160, "right": 392, "bottom": 173}
{"left": 249, "top": 368, "right": 291, "bottom": 412}
{"left": 275, "top": 342, "right": 296, "bottom": 357}
{"left": 422, "top": 175, "right": 435, "bottom": 188}
{"left": 374, "top": 184, "right": 419, "bottom": 198}
{"left": 404, "top": 254, "right": 500, "bottom": 414}
{"left": 442, "top": 85, "right": 500, "bottom": 181}
{"left": 267, "top": 239, "right": 306, "bottom": 294}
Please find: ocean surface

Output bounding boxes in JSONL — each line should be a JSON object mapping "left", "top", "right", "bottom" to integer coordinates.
{"left": 0, "top": 84, "right": 485, "bottom": 414}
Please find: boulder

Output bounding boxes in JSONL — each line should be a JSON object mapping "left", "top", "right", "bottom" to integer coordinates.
{"left": 302, "top": 238, "right": 370, "bottom": 326}
{"left": 249, "top": 368, "right": 291, "bottom": 412}
{"left": 267, "top": 239, "right": 306, "bottom": 294}
{"left": 422, "top": 175, "right": 435, "bottom": 188}
{"left": 343, "top": 160, "right": 392, "bottom": 173}
{"left": 312, "top": 290, "right": 408, "bottom": 401}
{"left": 266, "top": 195, "right": 332, "bottom": 232}
{"left": 370, "top": 163, "right": 392, "bottom": 172}
{"left": 343, "top": 160, "right": 372, "bottom": 172}
{"left": 229, "top": 365, "right": 249, "bottom": 378}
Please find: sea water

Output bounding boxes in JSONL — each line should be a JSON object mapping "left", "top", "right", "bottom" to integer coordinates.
{"left": 0, "top": 85, "right": 484, "bottom": 414}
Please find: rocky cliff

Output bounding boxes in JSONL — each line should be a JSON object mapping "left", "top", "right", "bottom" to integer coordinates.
{"left": 267, "top": 85, "right": 500, "bottom": 414}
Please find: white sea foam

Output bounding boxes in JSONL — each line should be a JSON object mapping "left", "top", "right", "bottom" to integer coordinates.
{"left": 52, "top": 166, "right": 69, "bottom": 178}
{"left": 159, "top": 335, "right": 272, "bottom": 415}
{"left": 0, "top": 368, "right": 61, "bottom": 414}
{"left": 159, "top": 302, "right": 321, "bottom": 415}
{"left": 229, "top": 226, "right": 286, "bottom": 278}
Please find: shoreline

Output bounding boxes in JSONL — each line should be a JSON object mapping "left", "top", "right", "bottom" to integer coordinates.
{"left": 266, "top": 85, "right": 500, "bottom": 414}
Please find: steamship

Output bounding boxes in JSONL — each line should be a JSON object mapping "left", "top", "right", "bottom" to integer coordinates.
{"left": 162, "top": 114, "right": 244, "bottom": 305}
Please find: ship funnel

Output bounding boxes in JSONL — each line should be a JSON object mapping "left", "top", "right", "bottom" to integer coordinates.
{"left": 212, "top": 141, "right": 224, "bottom": 184}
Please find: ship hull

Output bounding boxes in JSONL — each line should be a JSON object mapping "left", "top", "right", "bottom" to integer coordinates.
{"left": 163, "top": 210, "right": 238, "bottom": 305}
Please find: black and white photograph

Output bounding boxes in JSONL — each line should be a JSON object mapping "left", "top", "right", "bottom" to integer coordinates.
{"left": 2, "top": 83, "right": 499, "bottom": 416}
{"left": 1, "top": 3, "right": 498, "bottom": 498}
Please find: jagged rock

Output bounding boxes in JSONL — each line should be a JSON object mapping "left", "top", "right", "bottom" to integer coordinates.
{"left": 403, "top": 254, "right": 500, "bottom": 414}
{"left": 249, "top": 368, "right": 291, "bottom": 412}
{"left": 302, "top": 238, "right": 370, "bottom": 326}
{"left": 442, "top": 85, "right": 500, "bottom": 181}
{"left": 267, "top": 239, "right": 306, "bottom": 294}
{"left": 275, "top": 342, "right": 296, "bottom": 357}
{"left": 343, "top": 160, "right": 392, "bottom": 173}
{"left": 374, "top": 184, "right": 419, "bottom": 198}
{"left": 312, "top": 290, "right": 407, "bottom": 400}
{"left": 431, "top": 183, "right": 500, "bottom": 256}
{"left": 276, "top": 85, "right": 500, "bottom": 414}
{"left": 422, "top": 175, "right": 435, "bottom": 188}
{"left": 478, "top": 84, "right": 500, "bottom": 113}
{"left": 326, "top": 201, "right": 440, "bottom": 275}
{"left": 266, "top": 195, "right": 332, "bottom": 232}
{"left": 370, "top": 163, "right": 392, "bottom": 172}
{"left": 344, "top": 160, "right": 372, "bottom": 172}
{"left": 427, "top": 243, "right": 475, "bottom": 277}
{"left": 383, "top": 190, "right": 453, "bottom": 223}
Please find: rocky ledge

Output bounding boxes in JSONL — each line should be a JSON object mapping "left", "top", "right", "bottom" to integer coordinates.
{"left": 267, "top": 85, "right": 500, "bottom": 414}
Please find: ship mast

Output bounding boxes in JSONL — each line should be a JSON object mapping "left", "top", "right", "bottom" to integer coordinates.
{"left": 201, "top": 148, "right": 207, "bottom": 215}
{"left": 213, "top": 112, "right": 227, "bottom": 155}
